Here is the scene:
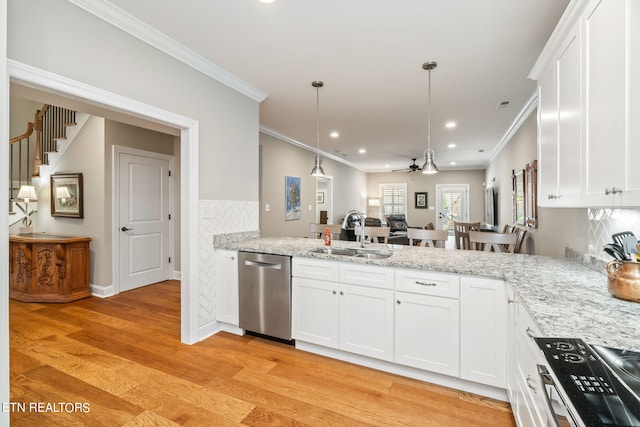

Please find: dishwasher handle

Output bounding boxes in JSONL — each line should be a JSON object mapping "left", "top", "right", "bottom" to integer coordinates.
{"left": 243, "top": 259, "right": 283, "bottom": 270}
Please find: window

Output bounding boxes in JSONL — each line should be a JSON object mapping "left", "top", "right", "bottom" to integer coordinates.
{"left": 379, "top": 183, "right": 407, "bottom": 221}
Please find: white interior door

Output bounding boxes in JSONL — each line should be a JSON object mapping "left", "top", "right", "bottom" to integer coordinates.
{"left": 118, "top": 149, "right": 172, "bottom": 292}
{"left": 435, "top": 184, "right": 469, "bottom": 233}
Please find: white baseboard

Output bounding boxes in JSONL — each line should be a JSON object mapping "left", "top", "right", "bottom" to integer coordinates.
{"left": 295, "top": 341, "right": 508, "bottom": 402}
{"left": 198, "top": 321, "right": 244, "bottom": 342}
{"left": 173, "top": 270, "right": 181, "bottom": 280}
{"left": 90, "top": 283, "right": 116, "bottom": 298}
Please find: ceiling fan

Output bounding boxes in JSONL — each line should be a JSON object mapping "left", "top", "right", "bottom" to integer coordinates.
{"left": 393, "top": 158, "right": 422, "bottom": 173}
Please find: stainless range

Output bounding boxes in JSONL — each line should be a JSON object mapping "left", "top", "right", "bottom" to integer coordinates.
{"left": 535, "top": 337, "right": 640, "bottom": 427}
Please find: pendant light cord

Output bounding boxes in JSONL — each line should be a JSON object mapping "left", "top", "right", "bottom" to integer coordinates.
{"left": 316, "top": 84, "right": 320, "bottom": 155}
{"left": 427, "top": 66, "right": 432, "bottom": 153}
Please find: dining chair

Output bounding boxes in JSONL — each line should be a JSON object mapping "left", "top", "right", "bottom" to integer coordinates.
{"left": 310, "top": 223, "right": 341, "bottom": 240}
{"left": 355, "top": 226, "right": 390, "bottom": 244}
{"left": 514, "top": 227, "right": 528, "bottom": 254}
{"left": 453, "top": 222, "right": 481, "bottom": 250}
{"left": 502, "top": 224, "right": 516, "bottom": 234}
{"left": 407, "top": 228, "right": 448, "bottom": 248}
{"left": 469, "top": 231, "right": 518, "bottom": 253}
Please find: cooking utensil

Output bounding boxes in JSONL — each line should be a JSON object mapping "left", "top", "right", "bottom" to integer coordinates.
{"left": 612, "top": 231, "right": 636, "bottom": 248}
{"left": 603, "top": 243, "right": 628, "bottom": 261}
{"left": 622, "top": 235, "right": 638, "bottom": 260}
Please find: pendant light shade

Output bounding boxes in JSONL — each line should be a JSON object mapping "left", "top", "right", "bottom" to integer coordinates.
{"left": 311, "top": 81, "right": 326, "bottom": 177}
{"left": 421, "top": 61, "right": 439, "bottom": 175}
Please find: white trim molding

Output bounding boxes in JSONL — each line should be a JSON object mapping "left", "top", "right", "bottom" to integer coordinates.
{"left": 66, "top": 0, "right": 268, "bottom": 103}
{"left": 485, "top": 90, "right": 538, "bottom": 167}
{"left": 260, "top": 125, "right": 366, "bottom": 172}
{"left": 8, "top": 60, "right": 201, "bottom": 345}
{"left": 528, "top": 0, "right": 589, "bottom": 80}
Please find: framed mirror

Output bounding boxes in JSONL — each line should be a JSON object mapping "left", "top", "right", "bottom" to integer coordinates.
{"left": 512, "top": 169, "right": 525, "bottom": 225}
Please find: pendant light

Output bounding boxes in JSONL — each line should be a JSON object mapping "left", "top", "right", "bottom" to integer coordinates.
{"left": 421, "top": 61, "right": 439, "bottom": 174}
{"left": 310, "top": 80, "right": 326, "bottom": 177}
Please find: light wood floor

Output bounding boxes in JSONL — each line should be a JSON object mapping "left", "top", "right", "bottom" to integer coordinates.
{"left": 9, "top": 280, "right": 516, "bottom": 426}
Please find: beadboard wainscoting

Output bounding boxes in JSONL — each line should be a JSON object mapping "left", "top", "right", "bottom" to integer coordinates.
{"left": 198, "top": 200, "right": 259, "bottom": 339}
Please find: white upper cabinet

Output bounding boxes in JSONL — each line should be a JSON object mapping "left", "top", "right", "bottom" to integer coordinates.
{"left": 583, "top": 0, "right": 630, "bottom": 205}
{"left": 538, "top": 21, "right": 582, "bottom": 207}
{"left": 535, "top": 0, "right": 640, "bottom": 207}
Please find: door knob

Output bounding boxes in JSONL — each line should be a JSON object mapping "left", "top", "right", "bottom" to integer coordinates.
{"left": 121, "top": 226, "right": 133, "bottom": 232}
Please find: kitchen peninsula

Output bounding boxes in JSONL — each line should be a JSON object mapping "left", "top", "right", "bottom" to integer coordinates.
{"left": 222, "top": 237, "right": 640, "bottom": 352}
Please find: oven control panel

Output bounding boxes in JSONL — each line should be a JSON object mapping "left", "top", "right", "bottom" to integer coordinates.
{"left": 535, "top": 337, "right": 640, "bottom": 427}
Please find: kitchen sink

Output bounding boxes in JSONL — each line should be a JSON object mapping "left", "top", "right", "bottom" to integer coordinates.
{"left": 355, "top": 252, "right": 392, "bottom": 259}
{"left": 313, "top": 247, "right": 358, "bottom": 256}
{"left": 312, "top": 247, "right": 392, "bottom": 259}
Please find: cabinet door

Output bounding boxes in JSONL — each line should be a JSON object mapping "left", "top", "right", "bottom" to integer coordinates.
{"left": 537, "top": 62, "right": 559, "bottom": 207}
{"left": 339, "top": 283, "right": 394, "bottom": 361}
{"left": 506, "top": 285, "right": 517, "bottom": 403}
{"left": 556, "top": 22, "right": 582, "bottom": 205}
{"left": 583, "top": 0, "right": 627, "bottom": 205}
{"left": 460, "top": 277, "right": 507, "bottom": 388}
{"left": 394, "top": 291, "right": 460, "bottom": 376}
{"left": 292, "top": 277, "right": 339, "bottom": 348}
{"left": 216, "top": 250, "right": 239, "bottom": 325}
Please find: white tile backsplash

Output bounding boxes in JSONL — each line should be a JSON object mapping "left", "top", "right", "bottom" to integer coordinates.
{"left": 588, "top": 208, "right": 640, "bottom": 260}
{"left": 198, "top": 200, "right": 259, "bottom": 328}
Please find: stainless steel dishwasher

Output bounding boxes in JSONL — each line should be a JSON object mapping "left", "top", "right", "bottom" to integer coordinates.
{"left": 238, "top": 251, "right": 292, "bottom": 341}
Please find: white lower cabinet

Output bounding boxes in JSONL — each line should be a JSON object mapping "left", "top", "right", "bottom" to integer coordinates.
{"left": 394, "top": 291, "right": 459, "bottom": 376}
{"left": 460, "top": 276, "right": 507, "bottom": 388}
{"left": 507, "top": 287, "right": 551, "bottom": 427}
{"left": 291, "top": 277, "right": 339, "bottom": 348}
{"left": 215, "top": 249, "right": 239, "bottom": 326}
{"left": 339, "top": 283, "right": 394, "bottom": 361}
{"left": 292, "top": 259, "right": 394, "bottom": 362}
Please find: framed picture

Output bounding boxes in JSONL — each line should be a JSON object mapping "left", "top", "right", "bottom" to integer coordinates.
{"left": 415, "top": 192, "right": 428, "bottom": 209}
{"left": 285, "top": 176, "right": 301, "bottom": 221}
{"left": 51, "top": 173, "right": 84, "bottom": 218}
{"left": 316, "top": 192, "right": 325, "bottom": 203}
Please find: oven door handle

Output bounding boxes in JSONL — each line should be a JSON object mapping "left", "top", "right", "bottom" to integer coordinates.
{"left": 537, "top": 364, "right": 562, "bottom": 427}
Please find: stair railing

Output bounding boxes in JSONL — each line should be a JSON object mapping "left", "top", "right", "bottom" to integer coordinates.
{"left": 8, "top": 104, "right": 76, "bottom": 214}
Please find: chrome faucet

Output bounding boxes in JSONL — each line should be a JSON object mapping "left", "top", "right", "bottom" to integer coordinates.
{"left": 358, "top": 213, "right": 369, "bottom": 247}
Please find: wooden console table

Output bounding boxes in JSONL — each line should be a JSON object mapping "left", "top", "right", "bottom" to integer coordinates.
{"left": 9, "top": 233, "right": 92, "bottom": 303}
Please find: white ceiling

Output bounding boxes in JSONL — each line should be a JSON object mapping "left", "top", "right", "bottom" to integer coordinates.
{"left": 98, "top": 0, "right": 569, "bottom": 172}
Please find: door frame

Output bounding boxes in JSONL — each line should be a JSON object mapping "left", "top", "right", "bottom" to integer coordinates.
{"left": 315, "top": 175, "right": 333, "bottom": 224}
{"left": 435, "top": 184, "right": 470, "bottom": 231}
{"left": 7, "top": 60, "right": 201, "bottom": 345}
{"left": 112, "top": 145, "right": 174, "bottom": 295}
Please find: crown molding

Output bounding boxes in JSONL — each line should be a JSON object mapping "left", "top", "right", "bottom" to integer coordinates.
{"left": 485, "top": 90, "right": 538, "bottom": 167}
{"left": 259, "top": 125, "right": 366, "bottom": 172}
{"left": 528, "top": 0, "right": 589, "bottom": 80}
{"left": 66, "top": 0, "right": 267, "bottom": 103}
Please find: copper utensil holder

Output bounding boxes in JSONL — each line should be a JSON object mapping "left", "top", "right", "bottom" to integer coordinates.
{"left": 606, "top": 260, "right": 640, "bottom": 302}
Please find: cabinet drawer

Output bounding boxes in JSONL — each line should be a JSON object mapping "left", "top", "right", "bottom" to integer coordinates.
{"left": 395, "top": 269, "right": 459, "bottom": 298}
{"left": 515, "top": 298, "right": 543, "bottom": 340}
{"left": 292, "top": 258, "right": 340, "bottom": 282}
{"left": 339, "top": 263, "right": 394, "bottom": 290}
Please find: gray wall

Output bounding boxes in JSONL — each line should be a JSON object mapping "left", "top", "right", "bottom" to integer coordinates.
{"left": 367, "top": 169, "right": 486, "bottom": 228}
{"left": 8, "top": 0, "right": 259, "bottom": 202}
{"left": 27, "top": 115, "right": 178, "bottom": 287}
{"left": 259, "top": 132, "right": 367, "bottom": 237}
{"left": 484, "top": 110, "right": 588, "bottom": 257}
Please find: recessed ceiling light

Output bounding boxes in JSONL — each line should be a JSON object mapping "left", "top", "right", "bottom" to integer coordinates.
{"left": 450, "top": 162, "right": 457, "bottom": 166}
{"left": 258, "top": 0, "right": 277, "bottom": 3}
{"left": 448, "top": 143, "right": 456, "bottom": 149}
{"left": 330, "top": 131, "right": 339, "bottom": 139}
{"left": 358, "top": 148, "right": 366, "bottom": 154}
{"left": 445, "top": 121, "right": 457, "bottom": 129}
{"left": 479, "top": 149, "right": 485, "bottom": 153}
{"left": 385, "top": 164, "right": 390, "bottom": 168}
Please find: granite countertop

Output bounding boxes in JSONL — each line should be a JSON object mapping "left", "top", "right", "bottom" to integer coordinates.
{"left": 221, "top": 237, "right": 640, "bottom": 352}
